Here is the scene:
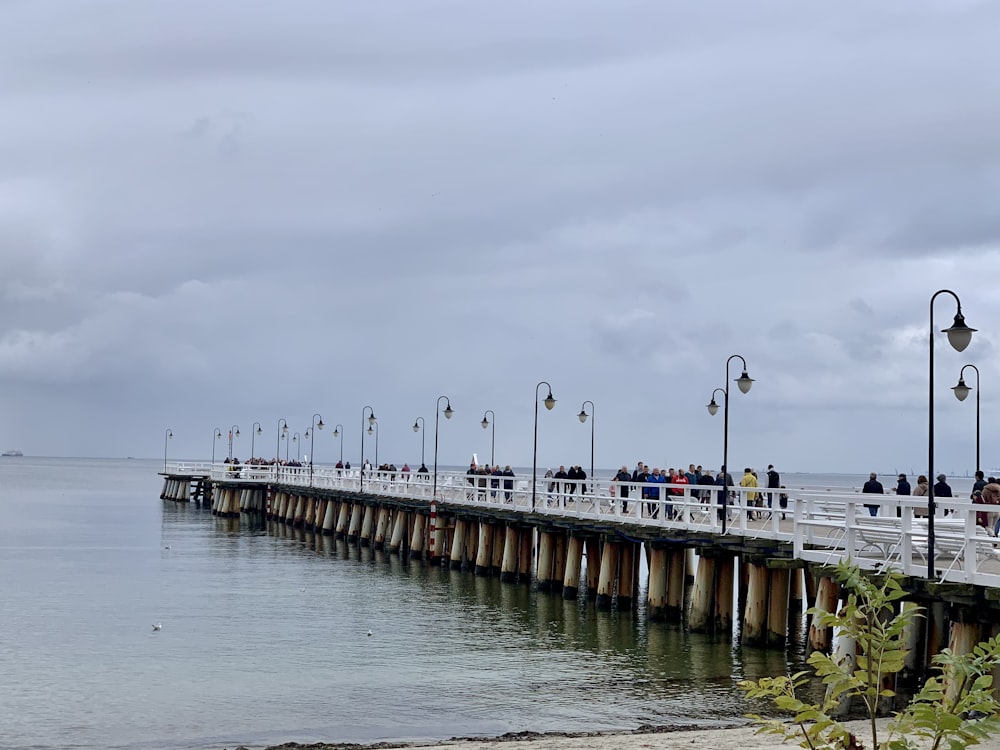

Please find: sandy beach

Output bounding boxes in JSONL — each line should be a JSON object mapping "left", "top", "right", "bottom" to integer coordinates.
{"left": 238, "top": 720, "right": 1000, "bottom": 750}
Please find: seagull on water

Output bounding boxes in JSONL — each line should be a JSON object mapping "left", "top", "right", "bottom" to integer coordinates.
{"left": 367, "top": 629, "right": 373, "bottom": 637}
{"left": 152, "top": 623, "right": 162, "bottom": 631}
{"left": 164, "top": 545, "right": 171, "bottom": 550}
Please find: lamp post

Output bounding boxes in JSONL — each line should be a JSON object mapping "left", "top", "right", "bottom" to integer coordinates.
{"left": 481, "top": 410, "right": 495, "bottom": 467}
{"left": 367, "top": 421, "right": 379, "bottom": 468}
{"left": 275, "top": 418, "right": 288, "bottom": 462}
{"left": 275, "top": 418, "right": 288, "bottom": 481}
{"left": 250, "top": 422, "right": 262, "bottom": 461}
{"left": 431, "top": 395, "right": 454, "bottom": 561}
{"left": 928, "top": 290, "right": 976, "bottom": 579}
{"left": 707, "top": 356, "right": 754, "bottom": 534}
{"left": 228, "top": 424, "right": 240, "bottom": 460}
{"left": 431, "top": 395, "right": 454, "bottom": 502}
{"left": 163, "top": 428, "right": 173, "bottom": 472}
{"left": 532, "top": 381, "right": 557, "bottom": 511}
{"left": 577, "top": 400, "right": 594, "bottom": 494}
{"left": 308, "top": 413, "right": 324, "bottom": 486}
{"left": 212, "top": 428, "right": 222, "bottom": 465}
{"left": 360, "top": 406, "right": 376, "bottom": 491}
{"left": 413, "top": 416, "right": 426, "bottom": 467}
{"left": 952, "top": 363, "right": 981, "bottom": 476}
{"left": 332, "top": 424, "right": 344, "bottom": 465}
{"left": 290, "top": 432, "right": 299, "bottom": 462}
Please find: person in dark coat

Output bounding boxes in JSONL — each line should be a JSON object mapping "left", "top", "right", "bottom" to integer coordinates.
{"left": 502, "top": 465, "right": 515, "bottom": 502}
{"left": 766, "top": 464, "right": 780, "bottom": 509}
{"left": 614, "top": 465, "right": 632, "bottom": 513}
{"left": 896, "top": 473, "right": 911, "bottom": 496}
{"left": 934, "top": 474, "right": 953, "bottom": 514}
{"left": 862, "top": 472, "right": 884, "bottom": 516}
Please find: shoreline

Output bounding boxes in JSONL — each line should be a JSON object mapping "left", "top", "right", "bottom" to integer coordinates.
{"left": 231, "top": 719, "right": 1000, "bottom": 750}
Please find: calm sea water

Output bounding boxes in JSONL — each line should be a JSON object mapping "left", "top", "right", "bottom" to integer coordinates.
{"left": 0, "top": 457, "right": 960, "bottom": 750}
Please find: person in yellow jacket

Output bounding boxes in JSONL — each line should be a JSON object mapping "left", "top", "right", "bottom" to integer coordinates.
{"left": 740, "top": 467, "right": 759, "bottom": 519}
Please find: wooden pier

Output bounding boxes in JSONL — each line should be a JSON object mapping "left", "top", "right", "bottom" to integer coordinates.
{"left": 159, "top": 462, "right": 1000, "bottom": 680}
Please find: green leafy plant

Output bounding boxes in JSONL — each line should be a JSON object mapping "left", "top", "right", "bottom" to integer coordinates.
{"left": 739, "top": 561, "right": 1000, "bottom": 750}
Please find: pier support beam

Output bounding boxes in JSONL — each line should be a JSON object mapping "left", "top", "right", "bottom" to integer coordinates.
{"left": 743, "top": 562, "right": 769, "bottom": 647}
{"left": 500, "top": 527, "right": 520, "bottom": 583}
{"left": 537, "top": 531, "right": 556, "bottom": 592}
{"left": 808, "top": 575, "right": 839, "bottom": 654}
{"left": 475, "top": 522, "right": 493, "bottom": 576}
{"left": 585, "top": 539, "right": 601, "bottom": 599}
{"left": 689, "top": 554, "right": 716, "bottom": 633}
{"left": 647, "top": 547, "right": 668, "bottom": 621}
{"left": 596, "top": 540, "right": 619, "bottom": 610}
{"left": 618, "top": 542, "right": 637, "bottom": 610}
{"left": 664, "top": 549, "right": 686, "bottom": 622}
{"left": 562, "top": 535, "right": 583, "bottom": 600}
{"left": 409, "top": 513, "right": 426, "bottom": 559}
{"left": 715, "top": 554, "right": 735, "bottom": 634}
{"left": 450, "top": 518, "right": 467, "bottom": 570}
{"left": 767, "top": 568, "right": 790, "bottom": 648}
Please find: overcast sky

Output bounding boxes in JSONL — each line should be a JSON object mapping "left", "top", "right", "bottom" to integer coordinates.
{"left": 1, "top": 0, "right": 998, "bottom": 476}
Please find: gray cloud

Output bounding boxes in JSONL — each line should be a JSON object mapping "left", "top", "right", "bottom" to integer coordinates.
{"left": 1, "top": 0, "right": 999, "bottom": 473}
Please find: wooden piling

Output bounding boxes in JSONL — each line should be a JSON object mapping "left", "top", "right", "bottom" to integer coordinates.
{"left": 500, "top": 527, "right": 520, "bottom": 583}
{"left": 808, "top": 575, "right": 839, "bottom": 654}
{"left": 537, "top": 531, "right": 555, "bottom": 592}
{"left": 689, "top": 553, "right": 716, "bottom": 633}
{"left": 715, "top": 554, "right": 735, "bottom": 633}
{"left": 665, "top": 549, "right": 686, "bottom": 622}
{"left": 618, "top": 541, "right": 637, "bottom": 611}
{"left": 743, "top": 562, "right": 769, "bottom": 647}
{"left": 767, "top": 568, "right": 790, "bottom": 648}
{"left": 562, "top": 535, "right": 583, "bottom": 600}
{"left": 647, "top": 547, "right": 668, "bottom": 621}
{"left": 450, "top": 518, "right": 467, "bottom": 570}
{"left": 596, "top": 540, "right": 619, "bottom": 610}
{"left": 585, "top": 538, "right": 601, "bottom": 599}
{"left": 475, "top": 521, "right": 492, "bottom": 576}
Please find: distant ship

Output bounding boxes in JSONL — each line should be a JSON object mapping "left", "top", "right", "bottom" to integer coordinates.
{"left": 1, "top": 450, "right": 24, "bottom": 457}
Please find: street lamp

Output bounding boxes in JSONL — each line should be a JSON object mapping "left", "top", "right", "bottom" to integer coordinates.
{"left": 413, "top": 416, "right": 426, "bottom": 467}
{"left": 212, "top": 428, "right": 222, "bottom": 465}
{"left": 250, "top": 422, "right": 262, "bottom": 461}
{"left": 532, "top": 381, "right": 556, "bottom": 511}
{"left": 309, "top": 412, "right": 324, "bottom": 485}
{"left": 432, "top": 395, "right": 454, "bottom": 503}
{"left": 290, "top": 432, "right": 299, "bottom": 462}
{"left": 952, "top": 363, "right": 981, "bottom": 476}
{"left": 332, "top": 424, "right": 344, "bottom": 465}
{"left": 163, "top": 428, "right": 173, "bottom": 472}
{"left": 481, "top": 409, "right": 495, "bottom": 467}
{"left": 367, "top": 421, "right": 379, "bottom": 468}
{"left": 578, "top": 400, "right": 594, "bottom": 494}
{"left": 275, "top": 418, "right": 288, "bottom": 481}
{"left": 228, "top": 424, "right": 240, "bottom": 460}
{"left": 360, "top": 406, "right": 376, "bottom": 491}
{"left": 707, "top": 356, "right": 754, "bottom": 534}
{"left": 275, "top": 418, "right": 288, "bottom": 463}
{"left": 928, "top": 290, "right": 976, "bottom": 578}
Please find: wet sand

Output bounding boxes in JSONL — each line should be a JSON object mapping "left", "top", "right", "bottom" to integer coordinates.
{"left": 233, "top": 719, "right": 1000, "bottom": 750}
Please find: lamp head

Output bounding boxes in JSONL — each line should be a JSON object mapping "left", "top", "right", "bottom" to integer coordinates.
{"left": 255, "top": 426, "right": 262, "bottom": 435}
{"left": 577, "top": 409, "right": 588, "bottom": 424}
{"left": 333, "top": 427, "right": 340, "bottom": 438}
{"left": 317, "top": 418, "right": 324, "bottom": 430}
{"left": 443, "top": 402, "right": 453, "bottom": 419}
{"left": 413, "top": 421, "right": 420, "bottom": 433}
{"left": 944, "top": 311, "right": 976, "bottom": 353}
{"left": 952, "top": 377, "right": 971, "bottom": 402}
{"left": 736, "top": 370, "right": 754, "bottom": 394}
{"left": 707, "top": 398, "right": 720, "bottom": 416}
{"left": 368, "top": 413, "right": 377, "bottom": 427}
{"left": 304, "top": 429, "right": 311, "bottom": 439}
{"left": 168, "top": 430, "right": 173, "bottom": 439}
{"left": 544, "top": 391, "right": 556, "bottom": 411}
{"left": 235, "top": 428, "right": 240, "bottom": 437}
{"left": 368, "top": 425, "right": 374, "bottom": 436}
{"left": 481, "top": 417, "right": 489, "bottom": 429}
{"left": 281, "top": 424, "right": 288, "bottom": 435}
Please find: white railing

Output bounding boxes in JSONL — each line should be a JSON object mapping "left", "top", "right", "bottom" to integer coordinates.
{"left": 163, "top": 462, "right": 1000, "bottom": 588}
